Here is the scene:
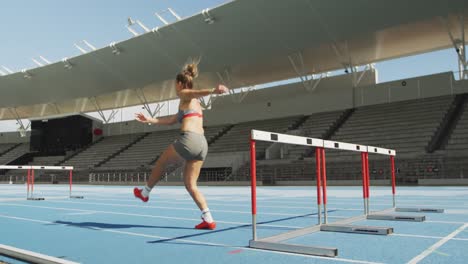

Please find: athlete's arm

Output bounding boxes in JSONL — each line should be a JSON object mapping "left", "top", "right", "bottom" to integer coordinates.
{"left": 135, "top": 113, "right": 177, "bottom": 125}
{"left": 177, "top": 84, "right": 229, "bottom": 100}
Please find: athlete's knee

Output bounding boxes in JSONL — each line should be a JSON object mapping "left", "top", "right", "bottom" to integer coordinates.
{"left": 184, "top": 181, "right": 198, "bottom": 194}
{"left": 156, "top": 152, "right": 171, "bottom": 166}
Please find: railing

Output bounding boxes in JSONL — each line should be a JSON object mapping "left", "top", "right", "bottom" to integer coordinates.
{"left": 2, "top": 155, "right": 465, "bottom": 185}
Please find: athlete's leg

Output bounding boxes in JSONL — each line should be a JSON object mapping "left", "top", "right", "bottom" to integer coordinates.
{"left": 183, "top": 159, "right": 216, "bottom": 229}
{"left": 134, "top": 144, "right": 182, "bottom": 202}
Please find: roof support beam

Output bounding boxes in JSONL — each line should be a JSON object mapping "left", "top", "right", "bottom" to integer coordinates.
{"left": 288, "top": 52, "right": 326, "bottom": 92}
{"left": 331, "top": 41, "right": 375, "bottom": 87}
{"left": 441, "top": 14, "right": 467, "bottom": 80}
{"left": 1, "top": 66, "right": 13, "bottom": 74}
{"left": 155, "top": 8, "right": 182, "bottom": 26}
{"left": 216, "top": 69, "right": 254, "bottom": 103}
{"left": 127, "top": 17, "right": 150, "bottom": 37}
{"left": 90, "top": 97, "right": 118, "bottom": 124}
{"left": 199, "top": 94, "right": 217, "bottom": 110}
{"left": 350, "top": 64, "right": 375, "bottom": 87}
{"left": 74, "top": 40, "right": 96, "bottom": 54}
{"left": 135, "top": 88, "right": 164, "bottom": 118}
{"left": 32, "top": 56, "right": 51, "bottom": 67}
{"left": 229, "top": 86, "right": 255, "bottom": 104}
{"left": 8, "top": 108, "right": 30, "bottom": 137}
{"left": 39, "top": 103, "right": 61, "bottom": 117}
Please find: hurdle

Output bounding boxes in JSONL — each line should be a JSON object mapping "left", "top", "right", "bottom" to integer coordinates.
{"left": 249, "top": 131, "right": 337, "bottom": 257}
{"left": 364, "top": 148, "right": 434, "bottom": 222}
{"left": 395, "top": 208, "right": 444, "bottom": 213}
{"left": 248, "top": 130, "right": 397, "bottom": 257}
{"left": 0, "top": 244, "right": 79, "bottom": 264}
{"left": 0, "top": 165, "right": 83, "bottom": 200}
{"left": 318, "top": 140, "right": 394, "bottom": 235}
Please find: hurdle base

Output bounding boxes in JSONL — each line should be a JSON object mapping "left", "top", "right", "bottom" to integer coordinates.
{"left": 320, "top": 224, "right": 393, "bottom": 235}
{"left": 249, "top": 240, "right": 337, "bottom": 257}
{"left": 395, "top": 208, "right": 444, "bottom": 213}
{"left": 0, "top": 244, "right": 79, "bottom": 264}
{"left": 69, "top": 196, "right": 84, "bottom": 199}
{"left": 26, "top": 197, "right": 45, "bottom": 201}
{"left": 367, "top": 214, "right": 425, "bottom": 222}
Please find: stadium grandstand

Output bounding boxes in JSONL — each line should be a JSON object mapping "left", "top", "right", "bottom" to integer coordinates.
{"left": 0, "top": 0, "right": 468, "bottom": 263}
{"left": 0, "top": 0, "right": 466, "bottom": 186}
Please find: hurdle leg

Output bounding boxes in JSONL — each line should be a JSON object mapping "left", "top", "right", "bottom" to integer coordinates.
{"left": 320, "top": 149, "right": 393, "bottom": 236}
{"left": 365, "top": 153, "right": 370, "bottom": 215}
{"left": 367, "top": 153, "right": 426, "bottom": 222}
{"left": 360, "top": 153, "right": 368, "bottom": 215}
{"left": 69, "top": 170, "right": 72, "bottom": 197}
{"left": 68, "top": 169, "right": 83, "bottom": 199}
{"left": 320, "top": 148, "right": 328, "bottom": 224}
{"left": 250, "top": 138, "right": 257, "bottom": 241}
{"left": 315, "top": 148, "right": 322, "bottom": 225}
{"left": 390, "top": 156, "right": 396, "bottom": 208}
{"left": 27, "top": 169, "right": 44, "bottom": 200}
{"left": 392, "top": 154, "right": 443, "bottom": 213}
{"left": 31, "top": 170, "right": 34, "bottom": 198}
{"left": 26, "top": 169, "right": 30, "bottom": 199}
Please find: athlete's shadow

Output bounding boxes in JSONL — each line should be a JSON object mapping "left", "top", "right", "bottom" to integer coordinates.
{"left": 147, "top": 210, "right": 337, "bottom": 244}
{"left": 53, "top": 220, "right": 193, "bottom": 230}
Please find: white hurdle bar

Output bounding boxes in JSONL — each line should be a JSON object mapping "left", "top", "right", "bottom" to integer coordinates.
{"left": 0, "top": 165, "right": 82, "bottom": 200}
{"left": 248, "top": 129, "right": 426, "bottom": 257}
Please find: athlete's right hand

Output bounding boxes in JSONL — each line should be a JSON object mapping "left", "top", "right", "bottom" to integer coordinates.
{"left": 214, "top": 84, "right": 229, "bottom": 95}
{"left": 135, "top": 113, "right": 149, "bottom": 123}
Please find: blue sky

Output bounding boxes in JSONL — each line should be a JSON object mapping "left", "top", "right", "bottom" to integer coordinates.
{"left": 0, "top": 0, "right": 228, "bottom": 70}
{"left": 0, "top": 0, "right": 463, "bottom": 131}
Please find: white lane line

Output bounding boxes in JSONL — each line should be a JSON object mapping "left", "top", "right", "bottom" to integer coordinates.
{"left": 5, "top": 201, "right": 468, "bottom": 242}
{"left": 234, "top": 199, "right": 468, "bottom": 209}
{"left": 47, "top": 200, "right": 315, "bottom": 217}
{"left": 68, "top": 196, "right": 468, "bottom": 210}
{"left": 81, "top": 197, "right": 365, "bottom": 211}
{"left": 432, "top": 250, "right": 450, "bottom": 257}
{"left": 50, "top": 198, "right": 468, "bottom": 216}
{"left": 66, "top": 212, "right": 97, "bottom": 216}
{"left": 0, "top": 213, "right": 383, "bottom": 264}
{"left": 3, "top": 200, "right": 465, "bottom": 227}
{"left": 426, "top": 220, "right": 468, "bottom": 225}
{"left": 393, "top": 233, "right": 468, "bottom": 241}
{"left": 47, "top": 200, "right": 359, "bottom": 218}
{"left": 407, "top": 223, "right": 468, "bottom": 264}
{"left": 0, "top": 203, "right": 303, "bottom": 229}
{"left": 0, "top": 196, "right": 69, "bottom": 202}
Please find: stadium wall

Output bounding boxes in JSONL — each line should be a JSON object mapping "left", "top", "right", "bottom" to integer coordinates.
{"left": 0, "top": 131, "right": 30, "bottom": 144}
{"left": 103, "top": 71, "right": 468, "bottom": 136}
{"left": 7, "top": 71, "right": 467, "bottom": 138}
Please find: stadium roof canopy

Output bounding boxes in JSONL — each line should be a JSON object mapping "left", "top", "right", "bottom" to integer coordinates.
{"left": 0, "top": 0, "right": 467, "bottom": 120}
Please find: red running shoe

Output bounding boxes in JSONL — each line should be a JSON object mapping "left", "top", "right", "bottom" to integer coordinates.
{"left": 195, "top": 220, "right": 216, "bottom": 230}
{"left": 133, "top": 187, "right": 149, "bottom": 202}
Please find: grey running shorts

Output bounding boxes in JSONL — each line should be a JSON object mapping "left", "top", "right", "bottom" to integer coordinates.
{"left": 173, "top": 131, "right": 208, "bottom": 161}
